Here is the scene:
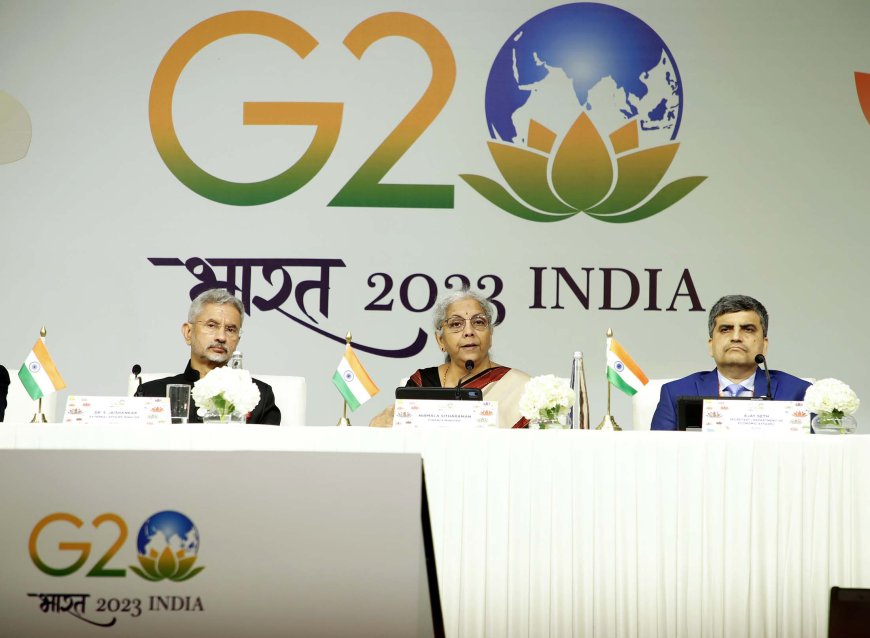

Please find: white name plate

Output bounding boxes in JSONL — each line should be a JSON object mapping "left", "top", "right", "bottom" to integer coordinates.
{"left": 701, "top": 399, "right": 810, "bottom": 433}
{"left": 393, "top": 399, "right": 498, "bottom": 428}
{"left": 63, "top": 395, "right": 171, "bottom": 424}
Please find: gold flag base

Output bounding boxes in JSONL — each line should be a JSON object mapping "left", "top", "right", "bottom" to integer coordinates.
{"left": 336, "top": 417, "right": 351, "bottom": 427}
{"left": 595, "top": 414, "right": 622, "bottom": 431}
{"left": 30, "top": 397, "right": 47, "bottom": 423}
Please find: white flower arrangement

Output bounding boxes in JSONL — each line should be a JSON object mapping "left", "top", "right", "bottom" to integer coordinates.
{"left": 804, "top": 378, "right": 860, "bottom": 418}
{"left": 191, "top": 366, "right": 261, "bottom": 420}
{"left": 519, "top": 375, "right": 574, "bottom": 427}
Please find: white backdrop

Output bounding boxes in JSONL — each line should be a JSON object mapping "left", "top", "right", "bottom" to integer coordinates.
{"left": 1, "top": 0, "right": 868, "bottom": 429}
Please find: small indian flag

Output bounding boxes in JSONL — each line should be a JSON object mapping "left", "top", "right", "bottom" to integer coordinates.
{"left": 606, "top": 337, "right": 648, "bottom": 396}
{"left": 18, "top": 339, "right": 66, "bottom": 400}
{"left": 332, "top": 344, "right": 379, "bottom": 411}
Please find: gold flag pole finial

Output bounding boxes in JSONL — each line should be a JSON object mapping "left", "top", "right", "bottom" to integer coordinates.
{"left": 40, "top": 326, "right": 47, "bottom": 338}
{"left": 596, "top": 327, "right": 622, "bottom": 431}
{"left": 337, "top": 331, "right": 353, "bottom": 427}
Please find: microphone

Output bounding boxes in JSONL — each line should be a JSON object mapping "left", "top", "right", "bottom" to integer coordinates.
{"left": 456, "top": 360, "right": 475, "bottom": 389}
{"left": 131, "top": 364, "right": 142, "bottom": 394}
{"left": 755, "top": 354, "right": 772, "bottom": 399}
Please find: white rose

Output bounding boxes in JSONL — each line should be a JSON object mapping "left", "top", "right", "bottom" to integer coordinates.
{"left": 804, "top": 378, "right": 860, "bottom": 416}
{"left": 192, "top": 367, "right": 261, "bottom": 415}
{"left": 519, "top": 375, "right": 574, "bottom": 419}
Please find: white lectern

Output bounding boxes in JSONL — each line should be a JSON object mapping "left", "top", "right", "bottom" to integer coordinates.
{"left": 0, "top": 449, "right": 443, "bottom": 637}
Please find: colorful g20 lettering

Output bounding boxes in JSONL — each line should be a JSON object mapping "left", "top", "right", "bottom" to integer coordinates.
{"left": 29, "top": 510, "right": 204, "bottom": 582}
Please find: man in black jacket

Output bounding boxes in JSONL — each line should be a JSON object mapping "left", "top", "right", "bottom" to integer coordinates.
{"left": 136, "top": 289, "right": 280, "bottom": 425}
{"left": 0, "top": 365, "right": 9, "bottom": 422}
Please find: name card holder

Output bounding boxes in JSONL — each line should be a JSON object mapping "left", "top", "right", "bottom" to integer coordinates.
{"left": 701, "top": 399, "right": 810, "bottom": 433}
{"left": 393, "top": 399, "right": 498, "bottom": 428}
{"left": 63, "top": 396, "right": 171, "bottom": 424}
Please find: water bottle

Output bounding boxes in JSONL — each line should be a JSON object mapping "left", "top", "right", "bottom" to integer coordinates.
{"left": 229, "top": 351, "right": 244, "bottom": 370}
{"left": 569, "top": 351, "right": 590, "bottom": 429}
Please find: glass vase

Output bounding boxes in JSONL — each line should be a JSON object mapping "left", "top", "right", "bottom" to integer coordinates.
{"left": 202, "top": 409, "right": 245, "bottom": 424}
{"left": 530, "top": 415, "right": 568, "bottom": 430}
{"left": 811, "top": 413, "right": 857, "bottom": 435}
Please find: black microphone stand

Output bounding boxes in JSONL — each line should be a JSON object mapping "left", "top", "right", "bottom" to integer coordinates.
{"left": 755, "top": 354, "right": 772, "bottom": 399}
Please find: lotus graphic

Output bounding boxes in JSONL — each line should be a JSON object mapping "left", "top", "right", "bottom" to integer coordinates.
{"left": 857, "top": 72, "right": 870, "bottom": 125}
{"left": 130, "top": 510, "right": 204, "bottom": 582}
{"left": 462, "top": 3, "right": 706, "bottom": 223}
{"left": 461, "top": 114, "right": 705, "bottom": 223}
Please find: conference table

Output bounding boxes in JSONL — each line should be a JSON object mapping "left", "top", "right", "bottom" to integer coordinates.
{"left": 2, "top": 423, "right": 868, "bottom": 637}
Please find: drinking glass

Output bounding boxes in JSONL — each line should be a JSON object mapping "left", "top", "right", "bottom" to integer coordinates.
{"left": 166, "top": 384, "right": 191, "bottom": 424}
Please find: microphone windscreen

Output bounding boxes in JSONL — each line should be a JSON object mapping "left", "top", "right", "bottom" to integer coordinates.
{"left": 754, "top": 354, "right": 766, "bottom": 365}
{"left": 132, "top": 364, "right": 142, "bottom": 375}
{"left": 465, "top": 360, "right": 474, "bottom": 371}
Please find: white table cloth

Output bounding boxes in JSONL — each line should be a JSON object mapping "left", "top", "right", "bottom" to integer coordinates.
{"left": 2, "top": 424, "right": 868, "bottom": 637}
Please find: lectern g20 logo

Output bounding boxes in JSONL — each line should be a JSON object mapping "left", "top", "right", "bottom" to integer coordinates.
{"left": 29, "top": 510, "right": 205, "bottom": 581}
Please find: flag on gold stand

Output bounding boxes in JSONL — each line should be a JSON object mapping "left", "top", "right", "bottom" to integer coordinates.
{"left": 332, "top": 343, "right": 379, "bottom": 411}
{"left": 606, "top": 337, "right": 648, "bottom": 396}
{"left": 18, "top": 338, "right": 65, "bottom": 400}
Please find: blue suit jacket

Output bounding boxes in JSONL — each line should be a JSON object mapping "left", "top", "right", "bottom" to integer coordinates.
{"left": 651, "top": 368, "right": 811, "bottom": 430}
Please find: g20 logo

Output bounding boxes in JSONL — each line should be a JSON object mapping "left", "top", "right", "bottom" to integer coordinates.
{"left": 149, "top": 4, "right": 705, "bottom": 221}
{"left": 29, "top": 510, "right": 205, "bottom": 582}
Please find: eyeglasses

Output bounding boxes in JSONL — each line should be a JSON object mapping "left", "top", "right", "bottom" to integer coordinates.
{"left": 194, "top": 320, "right": 241, "bottom": 338}
{"left": 442, "top": 314, "right": 490, "bottom": 333}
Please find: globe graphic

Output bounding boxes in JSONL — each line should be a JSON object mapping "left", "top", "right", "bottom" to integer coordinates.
{"left": 485, "top": 3, "right": 683, "bottom": 148}
{"left": 136, "top": 510, "right": 200, "bottom": 557}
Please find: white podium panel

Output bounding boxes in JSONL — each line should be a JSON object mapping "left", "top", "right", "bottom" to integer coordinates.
{"left": 0, "top": 449, "right": 440, "bottom": 638}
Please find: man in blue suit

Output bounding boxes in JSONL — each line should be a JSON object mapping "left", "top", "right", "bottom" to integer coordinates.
{"left": 651, "top": 295, "right": 811, "bottom": 430}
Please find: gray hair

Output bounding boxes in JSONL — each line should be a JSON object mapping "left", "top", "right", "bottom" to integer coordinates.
{"left": 708, "top": 294, "right": 768, "bottom": 337}
{"left": 432, "top": 289, "right": 496, "bottom": 336}
{"left": 187, "top": 288, "right": 245, "bottom": 326}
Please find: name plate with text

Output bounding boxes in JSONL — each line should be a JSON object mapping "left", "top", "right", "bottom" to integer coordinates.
{"left": 701, "top": 399, "right": 810, "bottom": 433}
{"left": 393, "top": 399, "right": 498, "bottom": 428}
{"left": 63, "top": 396, "right": 171, "bottom": 424}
